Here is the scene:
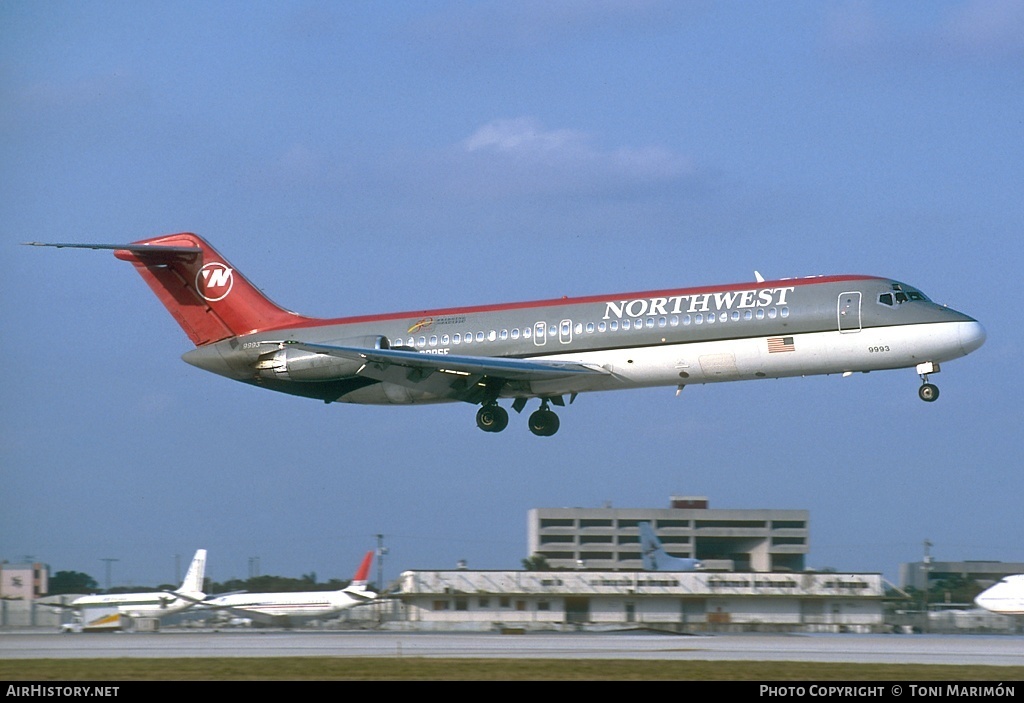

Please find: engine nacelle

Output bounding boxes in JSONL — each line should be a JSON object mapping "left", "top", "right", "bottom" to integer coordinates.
{"left": 255, "top": 336, "right": 389, "bottom": 382}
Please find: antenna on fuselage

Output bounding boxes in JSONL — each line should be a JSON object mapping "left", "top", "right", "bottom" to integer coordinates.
{"left": 754, "top": 271, "right": 765, "bottom": 283}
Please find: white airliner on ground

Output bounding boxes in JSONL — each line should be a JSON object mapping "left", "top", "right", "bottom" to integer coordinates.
{"left": 196, "top": 551, "right": 375, "bottom": 627}
{"left": 28, "top": 233, "right": 985, "bottom": 436}
{"left": 974, "top": 574, "right": 1024, "bottom": 616}
{"left": 638, "top": 522, "right": 703, "bottom": 571}
{"left": 50, "top": 549, "right": 206, "bottom": 631}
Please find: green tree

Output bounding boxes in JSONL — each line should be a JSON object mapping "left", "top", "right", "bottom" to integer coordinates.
{"left": 521, "top": 554, "right": 551, "bottom": 571}
{"left": 47, "top": 571, "right": 99, "bottom": 595}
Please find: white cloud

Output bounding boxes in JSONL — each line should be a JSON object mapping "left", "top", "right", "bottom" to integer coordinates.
{"left": 459, "top": 117, "right": 690, "bottom": 193}
{"left": 942, "top": 0, "right": 1024, "bottom": 58}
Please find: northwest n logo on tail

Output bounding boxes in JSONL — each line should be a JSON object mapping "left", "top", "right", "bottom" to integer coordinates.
{"left": 197, "top": 262, "right": 234, "bottom": 302}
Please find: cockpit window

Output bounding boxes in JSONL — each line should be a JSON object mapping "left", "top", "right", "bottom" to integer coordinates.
{"left": 880, "top": 284, "right": 929, "bottom": 307}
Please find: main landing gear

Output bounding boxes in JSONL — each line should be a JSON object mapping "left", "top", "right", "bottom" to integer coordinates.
{"left": 475, "top": 403, "right": 509, "bottom": 433}
{"left": 475, "top": 398, "right": 563, "bottom": 436}
{"left": 917, "top": 361, "right": 940, "bottom": 402}
{"left": 527, "top": 400, "right": 560, "bottom": 437}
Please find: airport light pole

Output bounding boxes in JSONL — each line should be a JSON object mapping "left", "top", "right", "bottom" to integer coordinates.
{"left": 921, "top": 539, "right": 933, "bottom": 633}
{"left": 101, "top": 558, "right": 119, "bottom": 592}
{"left": 376, "top": 534, "right": 388, "bottom": 592}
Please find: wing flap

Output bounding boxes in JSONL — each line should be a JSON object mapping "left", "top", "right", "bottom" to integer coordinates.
{"left": 286, "top": 341, "right": 609, "bottom": 400}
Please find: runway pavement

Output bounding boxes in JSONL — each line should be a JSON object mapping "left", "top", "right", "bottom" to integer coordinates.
{"left": 1, "top": 629, "right": 1021, "bottom": 666}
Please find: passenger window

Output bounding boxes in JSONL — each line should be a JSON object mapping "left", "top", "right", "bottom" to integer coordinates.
{"left": 598, "top": 322, "right": 606, "bottom": 332}
{"left": 708, "top": 312, "right": 716, "bottom": 323}
{"left": 488, "top": 330, "right": 496, "bottom": 342}
{"left": 512, "top": 328, "right": 520, "bottom": 340}
{"left": 586, "top": 322, "right": 594, "bottom": 333}
{"left": 622, "top": 319, "right": 631, "bottom": 330}
{"left": 453, "top": 333, "right": 461, "bottom": 344}
{"left": 780, "top": 307, "right": 789, "bottom": 318}
{"left": 610, "top": 321, "right": 618, "bottom": 331}
{"left": 756, "top": 309, "right": 765, "bottom": 320}
{"left": 731, "top": 311, "right": 740, "bottom": 321}
{"left": 429, "top": 335, "right": 437, "bottom": 346}
{"left": 441, "top": 334, "right": 449, "bottom": 345}
{"left": 477, "top": 332, "right": 485, "bottom": 342}
{"left": 695, "top": 314, "right": 703, "bottom": 324}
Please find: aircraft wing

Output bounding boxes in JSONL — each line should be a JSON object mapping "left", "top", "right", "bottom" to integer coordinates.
{"left": 287, "top": 341, "right": 611, "bottom": 402}
{"left": 35, "top": 600, "right": 78, "bottom": 611}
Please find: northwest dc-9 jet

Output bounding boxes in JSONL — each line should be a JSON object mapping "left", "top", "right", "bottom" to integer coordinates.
{"left": 28, "top": 233, "right": 985, "bottom": 436}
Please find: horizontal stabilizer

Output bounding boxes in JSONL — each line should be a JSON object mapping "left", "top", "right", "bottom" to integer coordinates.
{"left": 23, "top": 242, "right": 202, "bottom": 263}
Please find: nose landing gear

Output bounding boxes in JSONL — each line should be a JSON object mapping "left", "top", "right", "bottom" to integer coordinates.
{"left": 918, "top": 381, "right": 939, "bottom": 402}
{"left": 916, "top": 361, "right": 940, "bottom": 402}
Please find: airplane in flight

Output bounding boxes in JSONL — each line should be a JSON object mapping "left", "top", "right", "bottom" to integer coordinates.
{"left": 192, "top": 550, "right": 376, "bottom": 627}
{"left": 974, "top": 574, "right": 1024, "bottom": 616}
{"left": 28, "top": 233, "right": 985, "bottom": 436}
{"left": 638, "top": 522, "right": 703, "bottom": 571}
{"left": 47, "top": 549, "right": 207, "bottom": 631}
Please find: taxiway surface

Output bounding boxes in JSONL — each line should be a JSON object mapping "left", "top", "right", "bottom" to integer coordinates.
{"left": 1, "top": 630, "right": 1021, "bottom": 667}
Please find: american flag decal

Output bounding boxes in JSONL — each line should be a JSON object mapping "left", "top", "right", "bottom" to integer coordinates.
{"left": 767, "top": 336, "right": 795, "bottom": 353}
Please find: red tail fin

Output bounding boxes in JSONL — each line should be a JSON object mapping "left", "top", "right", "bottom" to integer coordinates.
{"left": 348, "top": 551, "right": 375, "bottom": 589}
{"left": 114, "top": 233, "right": 310, "bottom": 346}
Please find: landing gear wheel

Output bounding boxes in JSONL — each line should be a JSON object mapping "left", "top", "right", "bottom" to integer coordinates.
{"left": 918, "top": 383, "right": 939, "bottom": 402}
{"left": 528, "top": 409, "right": 560, "bottom": 437}
{"left": 476, "top": 404, "right": 509, "bottom": 433}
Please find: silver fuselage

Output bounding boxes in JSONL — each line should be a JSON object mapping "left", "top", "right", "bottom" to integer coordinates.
{"left": 182, "top": 275, "right": 984, "bottom": 405}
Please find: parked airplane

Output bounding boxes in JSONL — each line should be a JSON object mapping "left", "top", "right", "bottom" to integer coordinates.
{"left": 638, "top": 522, "right": 703, "bottom": 571}
{"left": 48, "top": 549, "right": 207, "bottom": 631}
{"left": 194, "top": 550, "right": 376, "bottom": 627}
{"left": 28, "top": 233, "right": 985, "bottom": 436}
{"left": 974, "top": 574, "right": 1024, "bottom": 616}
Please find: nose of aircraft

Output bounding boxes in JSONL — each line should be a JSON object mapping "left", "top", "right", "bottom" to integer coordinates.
{"left": 959, "top": 320, "right": 986, "bottom": 356}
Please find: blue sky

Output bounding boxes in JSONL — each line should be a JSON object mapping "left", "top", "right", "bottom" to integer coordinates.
{"left": 2, "top": 1, "right": 1021, "bottom": 590}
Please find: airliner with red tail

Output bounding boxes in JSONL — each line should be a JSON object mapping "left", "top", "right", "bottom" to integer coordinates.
{"left": 188, "top": 551, "right": 376, "bottom": 627}
{"left": 28, "top": 233, "right": 985, "bottom": 436}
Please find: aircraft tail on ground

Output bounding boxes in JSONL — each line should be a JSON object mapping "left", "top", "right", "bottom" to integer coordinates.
{"left": 178, "top": 548, "right": 208, "bottom": 596}
{"left": 345, "top": 551, "right": 375, "bottom": 593}
{"left": 639, "top": 522, "right": 703, "bottom": 572}
{"left": 27, "top": 234, "right": 311, "bottom": 346}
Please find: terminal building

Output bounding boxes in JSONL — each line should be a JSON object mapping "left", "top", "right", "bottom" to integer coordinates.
{"left": 528, "top": 496, "right": 808, "bottom": 572}
{"left": 389, "top": 568, "right": 884, "bottom": 633}
{"left": 384, "top": 498, "right": 873, "bottom": 633}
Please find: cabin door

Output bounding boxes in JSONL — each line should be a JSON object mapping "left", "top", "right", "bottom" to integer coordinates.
{"left": 837, "top": 292, "right": 862, "bottom": 333}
